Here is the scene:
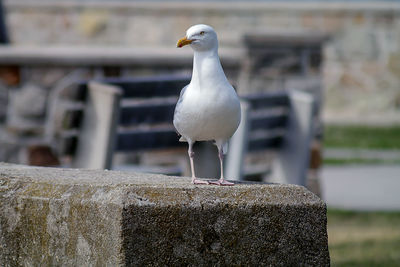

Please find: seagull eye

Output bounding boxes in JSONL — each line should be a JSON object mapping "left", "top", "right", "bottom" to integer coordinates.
{"left": 200, "top": 31, "right": 205, "bottom": 35}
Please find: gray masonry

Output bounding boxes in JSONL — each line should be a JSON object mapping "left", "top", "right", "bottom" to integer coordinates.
{"left": 3, "top": 1, "right": 400, "bottom": 124}
{"left": 0, "top": 163, "right": 329, "bottom": 266}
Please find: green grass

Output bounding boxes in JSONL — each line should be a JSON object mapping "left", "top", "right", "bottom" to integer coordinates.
{"left": 323, "top": 125, "right": 400, "bottom": 165}
{"left": 327, "top": 209, "right": 400, "bottom": 266}
{"left": 324, "top": 125, "right": 400, "bottom": 150}
{"left": 324, "top": 126, "right": 400, "bottom": 265}
{"left": 324, "top": 158, "right": 400, "bottom": 165}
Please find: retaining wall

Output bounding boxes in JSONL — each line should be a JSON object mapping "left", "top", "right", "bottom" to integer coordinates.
{"left": 0, "top": 163, "right": 330, "bottom": 265}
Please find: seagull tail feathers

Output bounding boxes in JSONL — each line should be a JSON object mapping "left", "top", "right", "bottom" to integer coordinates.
{"left": 222, "top": 142, "right": 228, "bottom": 154}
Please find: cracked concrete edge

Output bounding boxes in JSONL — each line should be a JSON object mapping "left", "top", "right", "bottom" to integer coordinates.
{"left": 0, "top": 163, "right": 325, "bottom": 207}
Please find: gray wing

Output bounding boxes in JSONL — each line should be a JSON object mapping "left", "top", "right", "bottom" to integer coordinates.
{"left": 173, "top": 84, "right": 188, "bottom": 122}
{"left": 173, "top": 85, "right": 188, "bottom": 141}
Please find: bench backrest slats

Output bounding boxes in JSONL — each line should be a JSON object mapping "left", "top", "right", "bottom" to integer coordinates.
{"left": 116, "top": 128, "right": 184, "bottom": 151}
{"left": 248, "top": 137, "right": 283, "bottom": 151}
{"left": 73, "top": 75, "right": 189, "bottom": 100}
{"left": 242, "top": 91, "right": 290, "bottom": 152}
{"left": 249, "top": 111, "right": 288, "bottom": 131}
{"left": 242, "top": 91, "right": 289, "bottom": 109}
{"left": 247, "top": 127, "right": 286, "bottom": 151}
{"left": 110, "top": 76, "right": 189, "bottom": 152}
{"left": 119, "top": 98, "right": 177, "bottom": 126}
{"left": 58, "top": 76, "right": 190, "bottom": 156}
{"left": 61, "top": 87, "right": 291, "bottom": 154}
{"left": 91, "top": 75, "right": 188, "bottom": 98}
{"left": 226, "top": 89, "right": 315, "bottom": 183}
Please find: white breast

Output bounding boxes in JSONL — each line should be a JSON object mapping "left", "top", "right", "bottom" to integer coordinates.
{"left": 173, "top": 83, "right": 240, "bottom": 142}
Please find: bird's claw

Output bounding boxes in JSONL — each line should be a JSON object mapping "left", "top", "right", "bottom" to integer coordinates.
{"left": 209, "top": 179, "right": 235, "bottom": 186}
{"left": 192, "top": 178, "right": 209, "bottom": 185}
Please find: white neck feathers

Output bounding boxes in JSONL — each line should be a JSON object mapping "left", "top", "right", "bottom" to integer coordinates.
{"left": 190, "top": 49, "right": 228, "bottom": 89}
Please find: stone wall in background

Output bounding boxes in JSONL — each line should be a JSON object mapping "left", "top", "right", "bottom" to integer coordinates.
{"left": 3, "top": 1, "right": 400, "bottom": 124}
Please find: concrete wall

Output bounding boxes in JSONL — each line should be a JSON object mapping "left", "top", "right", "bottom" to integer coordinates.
{"left": 0, "top": 163, "right": 330, "bottom": 265}
{"left": 3, "top": 1, "right": 400, "bottom": 124}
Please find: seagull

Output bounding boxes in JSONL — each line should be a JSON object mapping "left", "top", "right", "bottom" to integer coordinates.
{"left": 173, "top": 24, "right": 241, "bottom": 186}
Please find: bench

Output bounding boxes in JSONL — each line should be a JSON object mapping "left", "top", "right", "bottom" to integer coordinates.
{"left": 226, "top": 90, "right": 315, "bottom": 185}
{"left": 46, "top": 75, "right": 190, "bottom": 173}
{"left": 48, "top": 75, "right": 315, "bottom": 185}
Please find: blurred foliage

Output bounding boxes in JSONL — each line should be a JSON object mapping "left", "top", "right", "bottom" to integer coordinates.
{"left": 324, "top": 125, "right": 400, "bottom": 150}
{"left": 327, "top": 209, "right": 400, "bottom": 266}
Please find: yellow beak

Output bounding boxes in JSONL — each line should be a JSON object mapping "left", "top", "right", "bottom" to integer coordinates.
{"left": 177, "top": 36, "right": 193, "bottom": 48}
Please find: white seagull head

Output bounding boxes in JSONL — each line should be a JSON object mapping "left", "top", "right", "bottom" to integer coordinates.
{"left": 177, "top": 24, "right": 218, "bottom": 52}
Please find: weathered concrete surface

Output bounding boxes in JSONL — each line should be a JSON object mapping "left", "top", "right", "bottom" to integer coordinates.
{"left": 0, "top": 163, "right": 330, "bottom": 266}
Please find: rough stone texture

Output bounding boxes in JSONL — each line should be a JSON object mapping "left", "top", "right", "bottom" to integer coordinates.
{"left": 0, "top": 163, "right": 330, "bottom": 266}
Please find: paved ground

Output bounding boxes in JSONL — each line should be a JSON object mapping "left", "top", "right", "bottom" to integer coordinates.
{"left": 321, "top": 165, "right": 400, "bottom": 211}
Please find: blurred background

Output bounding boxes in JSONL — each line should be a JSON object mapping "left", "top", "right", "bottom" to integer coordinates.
{"left": 0, "top": 0, "right": 399, "bottom": 265}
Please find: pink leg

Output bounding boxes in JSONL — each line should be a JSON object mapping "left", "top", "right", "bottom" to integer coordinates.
{"left": 188, "top": 143, "right": 208, "bottom": 185}
{"left": 210, "top": 146, "right": 234, "bottom": 186}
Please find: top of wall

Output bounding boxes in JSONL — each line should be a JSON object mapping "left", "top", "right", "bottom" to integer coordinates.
{"left": 4, "top": 0, "right": 400, "bottom": 13}
{"left": 0, "top": 163, "right": 323, "bottom": 206}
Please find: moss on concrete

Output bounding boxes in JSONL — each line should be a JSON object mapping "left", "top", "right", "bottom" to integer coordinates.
{"left": 0, "top": 163, "right": 329, "bottom": 266}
